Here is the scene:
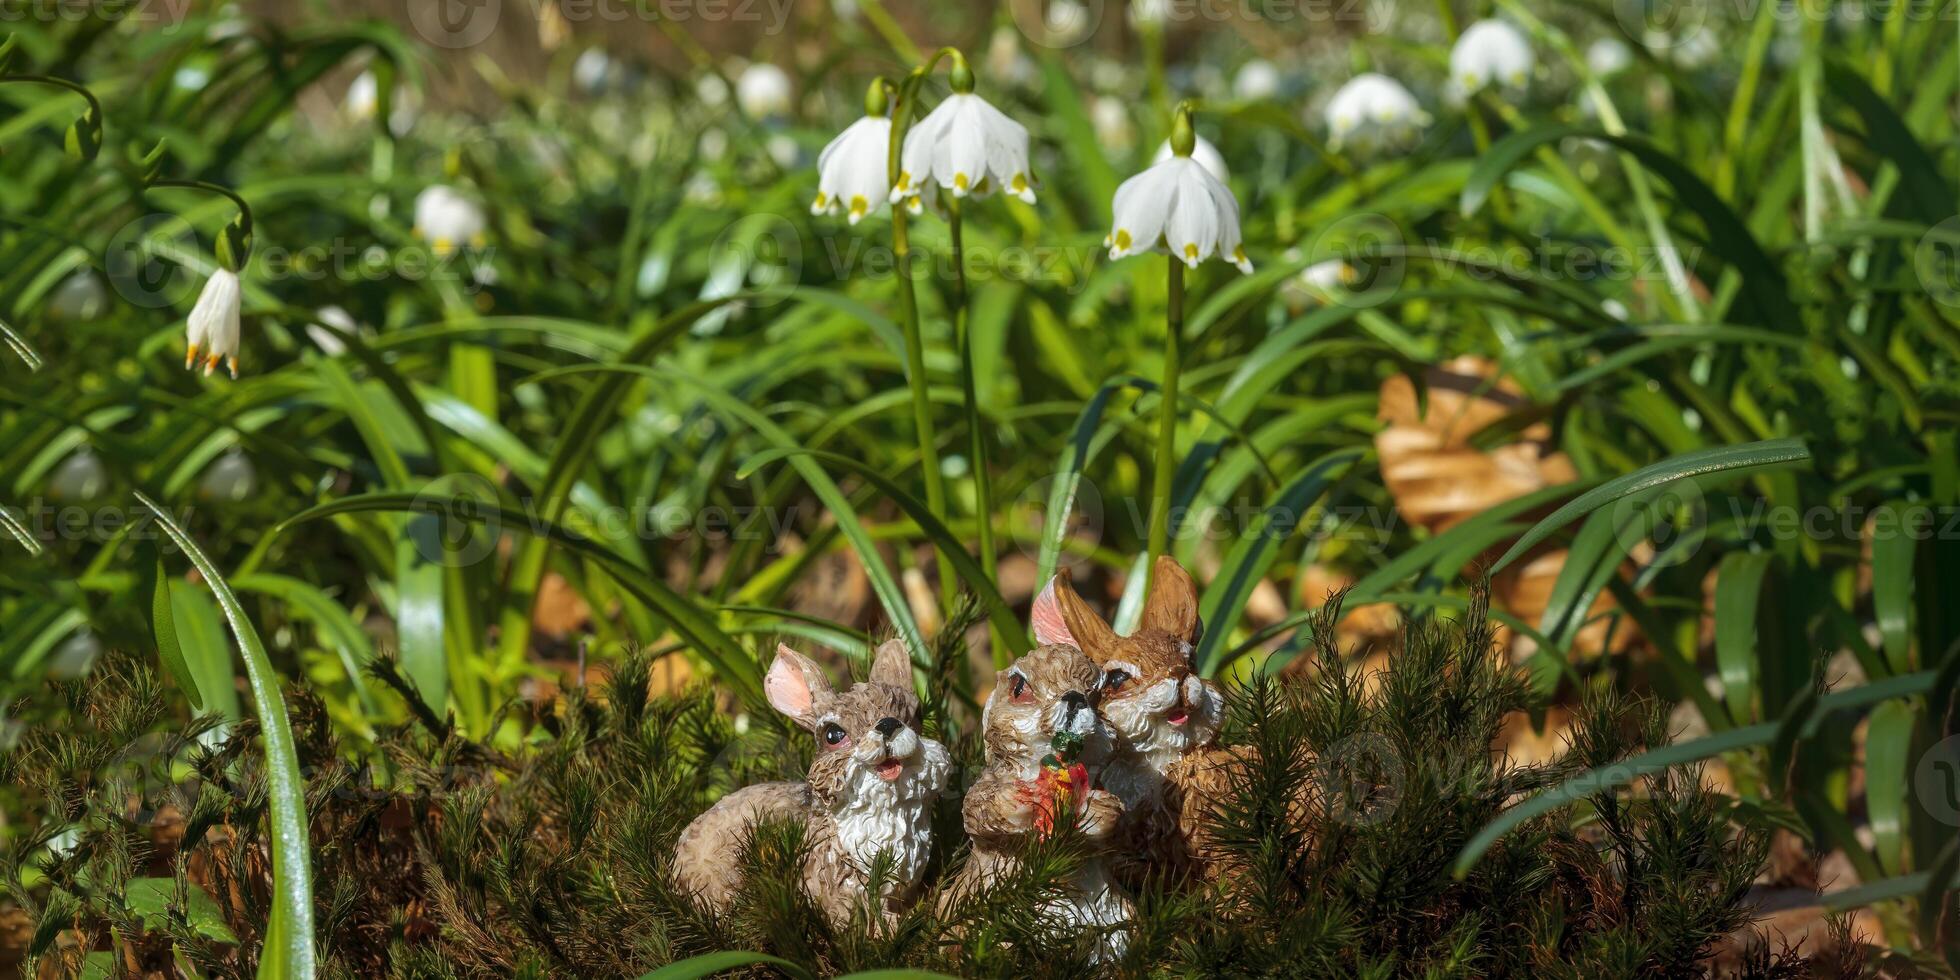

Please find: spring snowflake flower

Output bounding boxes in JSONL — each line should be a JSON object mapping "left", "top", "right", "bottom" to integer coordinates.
{"left": 736, "top": 62, "right": 792, "bottom": 119}
{"left": 812, "top": 101, "right": 895, "bottom": 224}
{"left": 1325, "top": 72, "right": 1429, "bottom": 152}
{"left": 413, "top": 185, "right": 487, "bottom": 255}
{"left": 346, "top": 70, "right": 378, "bottom": 119}
{"left": 1091, "top": 97, "right": 1133, "bottom": 151}
{"left": 1450, "top": 20, "right": 1533, "bottom": 95}
{"left": 1153, "top": 134, "right": 1228, "bottom": 184}
{"left": 184, "top": 268, "right": 242, "bottom": 378}
{"left": 1234, "top": 59, "right": 1281, "bottom": 100}
{"left": 1587, "top": 38, "right": 1632, "bottom": 77}
{"left": 1106, "top": 123, "right": 1251, "bottom": 273}
{"left": 891, "top": 62, "right": 1034, "bottom": 206}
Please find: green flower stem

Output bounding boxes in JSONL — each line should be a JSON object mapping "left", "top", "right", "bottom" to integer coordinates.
{"left": 947, "top": 195, "right": 1000, "bottom": 652}
{"left": 147, "top": 179, "right": 255, "bottom": 271}
{"left": 1145, "top": 258, "right": 1184, "bottom": 596}
{"left": 888, "top": 60, "right": 956, "bottom": 611}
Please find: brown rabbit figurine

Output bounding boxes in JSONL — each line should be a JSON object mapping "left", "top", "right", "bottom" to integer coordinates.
{"left": 945, "top": 643, "right": 1130, "bottom": 960}
{"left": 673, "top": 640, "right": 951, "bottom": 925}
{"left": 1035, "top": 557, "right": 1243, "bottom": 888}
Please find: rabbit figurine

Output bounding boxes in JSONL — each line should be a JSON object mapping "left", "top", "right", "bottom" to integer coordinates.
{"left": 673, "top": 639, "right": 952, "bottom": 925}
{"left": 946, "top": 642, "right": 1130, "bottom": 959}
{"left": 1035, "top": 557, "right": 1243, "bottom": 888}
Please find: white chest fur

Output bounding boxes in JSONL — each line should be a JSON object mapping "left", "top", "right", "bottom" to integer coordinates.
{"left": 833, "top": 791, "right": 934, "bottom": 888}
{"left": 829, "top": 744, "right": 948, "bottom": 892}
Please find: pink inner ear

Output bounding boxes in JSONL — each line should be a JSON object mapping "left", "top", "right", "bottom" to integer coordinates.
{"left": 1030, "top": 577, "right": 1077, "bottom": 647}
{"left": 764, "top": 644, "right": 814, "bottom": 719}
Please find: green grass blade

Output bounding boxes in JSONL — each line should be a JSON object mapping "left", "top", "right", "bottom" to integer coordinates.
{"left": 1714, "top": 551, "right": 1774, "bottom": 725}
{"left": 0, "top": 502, "right": 41, "bottom": 556}
{"left": 1864, "top": 697, "right": 1917, "bottom": 877}
{"left": 1037, "top": 376, "right": 1145, "bottom": 588}
{"left": 133, "top": 492, "right": 313, "bottom": 978}
{"left": 1491, "top": 439, "right": 1812, "bottom": 574}
{"left": 0, "top": 320, "right": 42, "bottom": 371}
{"left": 636, "top": 951, "right": 813, "bottom": 980}
{"left": 1872, "top": 501, "right": 1917, "bottom": 675}
{"left": 149, "top": 550, "right": 204, "bottom": 710}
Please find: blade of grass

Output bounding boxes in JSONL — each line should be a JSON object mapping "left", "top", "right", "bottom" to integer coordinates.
{"left": 0, "top": 320, "right": 41, "bottom": 371}
{"left": 133, "top": 492, "right": 313, "bottom": 978}
{"left": 1715, "top": 551, "right": 1774, "bottom": 725}
{"left": 1491, "top": 439, "right": 1812, "bottom": 573}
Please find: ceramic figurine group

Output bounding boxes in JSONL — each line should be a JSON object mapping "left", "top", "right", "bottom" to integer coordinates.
{"left": 672, "top": 557, "right": 1239, "bottom": 958}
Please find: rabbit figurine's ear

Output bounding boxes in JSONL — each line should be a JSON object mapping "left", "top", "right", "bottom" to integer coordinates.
{"left": 868, "top": 638, "right": 914, "bottom": 694}
{"left": 1030, "top": 577, "right": 1076, "bottom": 647}
{"left": 765, "top": 644, "right": 832, "bottom": 730}
{"left": 1139, "top": 556, "right": 1200, "bottom": 642}
{"left": 1051, "top": 567, "right": 1120, "bottom": 661}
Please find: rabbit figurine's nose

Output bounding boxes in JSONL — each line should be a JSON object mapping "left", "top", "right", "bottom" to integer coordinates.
{"left": 874, "top": 717, "right": 902, "bottom": 737}
{"left": 1061, "top": 690, "right": 1088, "bottom": 723}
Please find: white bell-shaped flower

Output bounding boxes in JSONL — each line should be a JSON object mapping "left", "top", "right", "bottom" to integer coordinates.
{"left": 1153, "top": 135, "right": 1228, "bottom": 184}
{"left": 1586, "top": 38, "right": 1632, "bottom": 77}
{"left": 1450, "top": 20, "right": 1534, "bottom": 96}
{"left": 736, "top": 62, "right": 793, "bottom": 119}
{"left": 345, "top": 70, "right": 378, "bottom": 119}
{"left": 413, "top": 185, "right": 487, "bottom": 254}
{"left": 1234, "top": 59, "right": 1281, "bottom": 101}
{"left": 891, "top": 61, "right": 1035, "bottom": 206}
{"left": 185, "top": 267, "right": 242, "bottom": 378}
{"left": 812, "top": 114, "right": 894, "bottom": 224}
{"left": 1091, "top": 97, "right": 1133, "bottom": 151}
{"left": 1324, "top": 72, "right": 1429, "bottom": 152}
{"left": 1106, "top": 119, "right": 1252, "bottom": 273}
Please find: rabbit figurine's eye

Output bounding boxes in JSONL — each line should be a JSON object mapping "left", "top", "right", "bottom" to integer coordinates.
{"left": 1008, "top": 674, "right": 1033, "bottom": 703}
{"left": 1102, "top": 668, "right": 1132, "bottom": 694}
{"left": 822, "top": 722, "right": 848, "bottom": 747}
